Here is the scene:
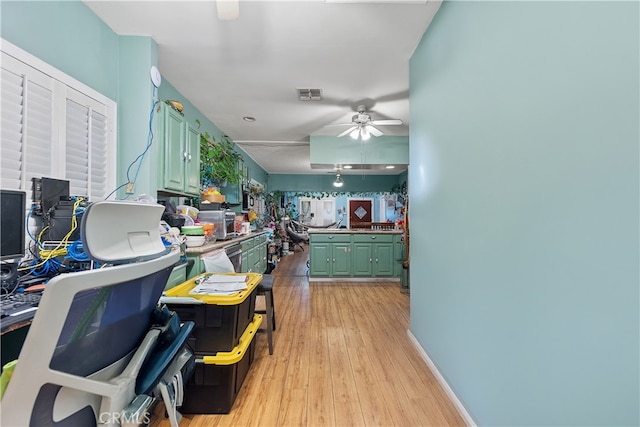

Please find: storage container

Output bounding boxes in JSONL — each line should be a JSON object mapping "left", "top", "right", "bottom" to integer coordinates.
{"left": 180, "top": 313, "right": 261, "bottom": 414}
{"left": 163, "top": 272, "right": 261, "bottom": 354}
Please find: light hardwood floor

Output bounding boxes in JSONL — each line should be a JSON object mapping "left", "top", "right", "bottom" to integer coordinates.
{"left": 151, "top": 245, "right": 465, "bottom": 427}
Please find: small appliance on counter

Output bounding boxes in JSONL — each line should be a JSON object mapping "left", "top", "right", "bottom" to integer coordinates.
{"left": 197, "top": 209, "right": 236, "bottom": 240}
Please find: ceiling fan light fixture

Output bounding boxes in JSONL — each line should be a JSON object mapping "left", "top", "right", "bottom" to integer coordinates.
{"left": 349, "top": 128, "right": 360, "bottom": 139}
{"left": 361, "top": 127, "right": 371, "bottom": 141}
{"left": 333, "top": 173, "right": 344, "bottom": 188}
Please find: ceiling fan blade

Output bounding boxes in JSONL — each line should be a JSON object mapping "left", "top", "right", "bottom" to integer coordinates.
{"left": 337, "top": 126, "right": 357, "bottom": 137}
{"left": 370, "top": 119, "right": 403, "bottom": 126}
{"left": 366, "top": 125, "right": 383, "bottom": 137}
{"left": 325, "top": 123, "right": 356, "bottom": 127}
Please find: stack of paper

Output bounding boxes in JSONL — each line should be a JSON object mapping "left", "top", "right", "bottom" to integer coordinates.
{"left": 190, "top": 274, "right": 248, "bottom": 295}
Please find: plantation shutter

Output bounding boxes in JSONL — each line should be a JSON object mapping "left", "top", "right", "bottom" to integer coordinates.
{"left": 64, "top": 93, "right": 109, "bottom": 202}
{"left": 0, "top": 42, "right": 115, "bottom": 200}
{"left": 1, "top": 52, "right": 54, "bottom": 191}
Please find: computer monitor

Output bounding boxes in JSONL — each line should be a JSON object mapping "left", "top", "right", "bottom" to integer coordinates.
{"left": 1, "top": 189, "right": 26, "bottom": 262}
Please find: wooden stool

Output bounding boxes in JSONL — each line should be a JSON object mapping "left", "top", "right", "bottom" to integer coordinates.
{"left": 256, "top": 274, "right": 276, "bottom": 354}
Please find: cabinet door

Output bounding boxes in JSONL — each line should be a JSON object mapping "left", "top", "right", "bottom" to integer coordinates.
{"left": 373, "top": 243, "right": 395, "bottom": 276}
{"left": 161, "top": 106, "right": 186, "bottom": 192}
{"left": 246, "top": 247, "right": 257, "bottom": 272}
{"left": 394, "top": 234, "right": 404, "bottom": 277}
{"left": 310, "top": 243, "right": 331, "bottom": 276}
{"left": 257, "top": 238, "right": 267, "bottom": 273}
{"left": 241, "top": 251, "right": 249, "bottom": 273}
{"left": 184, "top": 123, "right": 201, "bottom": 195}
{"left": 352, "top": 243, "right": 373, "bottom": 276}
{"left": 331, "top": 243, "right": 351, "bottom": 276}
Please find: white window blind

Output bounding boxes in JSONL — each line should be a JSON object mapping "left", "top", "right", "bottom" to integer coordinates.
{"left": 0, "top": 40, "right": 116, "bottom": 201}
{"left": 1, "top": 53, "right": 55, "bottom": 190}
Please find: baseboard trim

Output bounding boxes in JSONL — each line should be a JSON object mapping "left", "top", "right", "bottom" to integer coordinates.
{"left": 308, "top": 277, "right": 401, "bottom": 283}
{"left": 407, "top": 330, "right": 476, "bottom": 427}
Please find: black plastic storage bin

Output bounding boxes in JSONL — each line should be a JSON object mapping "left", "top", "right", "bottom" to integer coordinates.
{"left": 162, "top": 273, "right": 261, "bottom": 354}
{"left": 180, "top": 313, "right": 261, "bottom": 414}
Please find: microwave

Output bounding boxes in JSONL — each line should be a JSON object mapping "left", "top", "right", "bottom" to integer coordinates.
{"left": 242, "top": 191, "right": 254, "bottom": 212}
{"left": 197, "top": 210, "right": 236, "bottom": 240}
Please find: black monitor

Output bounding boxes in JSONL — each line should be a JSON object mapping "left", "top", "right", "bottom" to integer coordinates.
{"left": 1, "top": 189, "right": 26, "bottom": 262}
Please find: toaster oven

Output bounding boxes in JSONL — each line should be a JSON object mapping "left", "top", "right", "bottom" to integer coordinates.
{"left": 197, "top": 210, "right": 237, "bottom": 240}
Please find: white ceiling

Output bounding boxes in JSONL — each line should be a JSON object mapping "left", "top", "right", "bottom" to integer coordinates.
{"left": 85, "top": 0, "right": 441, "bottom": 175}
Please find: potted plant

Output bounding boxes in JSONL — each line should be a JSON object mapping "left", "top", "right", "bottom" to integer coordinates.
{"left": 200, "top": 132, "right": 244, "bottom": 190}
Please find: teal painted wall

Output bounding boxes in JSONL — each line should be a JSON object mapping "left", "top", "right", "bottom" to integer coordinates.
{"left": 117, "top": 36, "right": 158, "bottom": 198}
{"left": 1, "top": 1, "right": 119, "bottom": 100}
{"left": 310, "top": 135, "right": 409, "bottom": 165}
{"left": 409, "top": 1, "right": 639, "bottom": 425}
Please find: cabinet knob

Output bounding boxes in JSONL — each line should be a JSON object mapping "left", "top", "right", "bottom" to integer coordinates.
{"left": 327, "top": 258, "right": 330, "bottom": 263}
{"left": 183, "top": 151, "right": 188, "bottom": 161}
{"left": 369, "top": 258, "right": 372, "bottom": 263}
{"left": 187, "top": 153, "right": 192, "bottom": 162}
{"left": 328, "top": 235, "right": 333, "bottom": 239}
{"left": 333, "top": 258, "right": 336, "bottom": 263}
{"left": 371, "top": 236, "right": 377, "bottom": 239}
{"left": 376, "top": 258, "right": 379, "bottom": 263}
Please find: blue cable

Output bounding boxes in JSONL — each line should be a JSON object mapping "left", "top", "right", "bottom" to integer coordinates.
{"left": 66, "top": 240, "right": 90, "bottom": 262}
{"left": 105, "top": 85, "right": 158, "bottom": 200}
{"left": 131, "top": 87, "right": 159, "bottom": 185}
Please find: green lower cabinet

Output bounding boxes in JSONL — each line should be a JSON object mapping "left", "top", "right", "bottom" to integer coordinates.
{"left": 241, "top": 251, "right": 249, "bottom": 273}
{"left": 331, "top": 243, "right": 351, "bottom": 276}
{"left": 165, "top": 262, "right": 187, "bottom": 290}
{"left": 394, "top": 234, "right": 404, "bottom": 277}
{"left": 186, "top": 254, "right": 203, "bottom": 279}
{"left": 240, "top": 234, "right": 268, "bottom": 273}
{"left": 310, "top": 233, "right": 403, "bottom": 279}
{"left": 372, "top": 243, "right": 394, "bottom": 276}
{"left": 310, "top": 243, "right": 331, "bottom": 276}
{"left": 352, "top": 243, "right": 373, "bottom": 276}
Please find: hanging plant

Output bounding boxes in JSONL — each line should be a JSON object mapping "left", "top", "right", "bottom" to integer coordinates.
{"left": 200, "top": 132, "right": 245, "bottom": 189}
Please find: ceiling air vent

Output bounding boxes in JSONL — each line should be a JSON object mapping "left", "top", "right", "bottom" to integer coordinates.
{"left": 297, "top": 88, "right": 322, "bottom": 101}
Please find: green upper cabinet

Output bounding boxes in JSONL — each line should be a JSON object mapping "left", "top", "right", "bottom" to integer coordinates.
{"left": 158, "top": 103, "right": 201, "bottom": 196}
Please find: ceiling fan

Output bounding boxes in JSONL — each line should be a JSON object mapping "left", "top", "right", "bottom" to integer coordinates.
{"left": 330, "top": 105, "right": 403, "bottom": 140}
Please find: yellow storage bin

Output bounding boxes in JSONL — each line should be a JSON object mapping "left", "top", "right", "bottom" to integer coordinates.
{"left": 181, "top": 314, "right": 262, "bottom": 414}
{"left": 163, "top": 273, "right": 262, "bottom": 354}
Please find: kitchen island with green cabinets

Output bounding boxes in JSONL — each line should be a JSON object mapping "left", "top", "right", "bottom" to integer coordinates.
{"left": 308, "top": 229, "right": 404, "bottom": 282}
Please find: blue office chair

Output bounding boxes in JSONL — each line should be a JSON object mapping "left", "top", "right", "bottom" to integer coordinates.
{"left": 1, "top": 200, "right": 193, "bottom": 427}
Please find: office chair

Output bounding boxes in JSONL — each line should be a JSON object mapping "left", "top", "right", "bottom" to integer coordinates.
{"left": 1, "top": 200, "right": 193, "bottom": 427}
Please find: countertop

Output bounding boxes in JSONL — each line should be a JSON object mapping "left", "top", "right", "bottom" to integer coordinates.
{"left": 307, "top": 229, "right": 402, "bottom": 234}
{"left": 185, "top": 230, "right": 267, "bottom": 255}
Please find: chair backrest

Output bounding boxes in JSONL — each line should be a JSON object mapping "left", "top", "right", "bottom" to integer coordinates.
{"left": 286, "top": 225, "right": 309, "bottom": 243}
{"left": 1, "top": 200, "right": 180, "bottom": 427}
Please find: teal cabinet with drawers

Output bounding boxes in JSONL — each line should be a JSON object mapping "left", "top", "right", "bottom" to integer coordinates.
{"left": 309, "top": 234, "right": 351, "bottom": 277}
{"left": 309, "top": 232, "right": 402, "bottom": 280}
{"left": 241, "top": 233, "right": 268, "bottom": 274}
